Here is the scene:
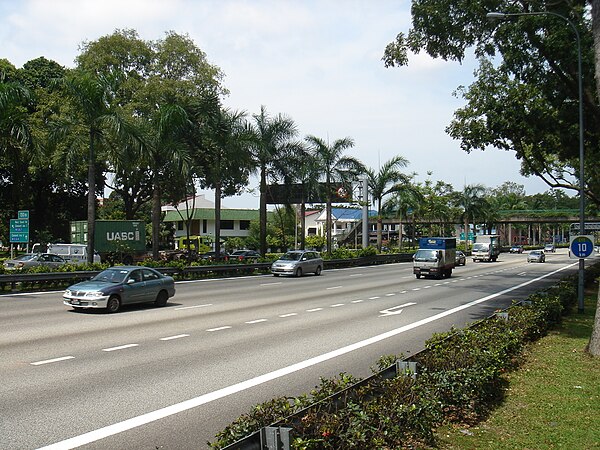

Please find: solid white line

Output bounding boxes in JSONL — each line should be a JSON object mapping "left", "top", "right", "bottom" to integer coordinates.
{"left": 306, "top": 308, "right": 323, "bottom": 312}
{"left": 245, "top": 319, "right": 268, "bottom": 324}
{"left": 38, "top": 264, "right": 574, "bottom": 450}
{"left": 175, "top": 304, "right": 212, "bottom": 310}
{"left": 279, "top": 313, "right": 298, "bottom": 318}
{"left": 31, "top": 356, "right": 75, "bottom": 366}
{"left": 159, "top": 335, "right": 189, "bottom": 341}
{"left": 102, "top": 344, "right": 139, "bottom": 352}
{"left": 206, "top": 326, "right": 231, "bottom": 332}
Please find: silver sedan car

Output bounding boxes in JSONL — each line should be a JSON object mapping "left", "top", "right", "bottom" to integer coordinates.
{"left": 271, "top": 250, "right": 323, "bottom": 277}
{"left": 3, "top": 253, "right": 66, "bottom": 270}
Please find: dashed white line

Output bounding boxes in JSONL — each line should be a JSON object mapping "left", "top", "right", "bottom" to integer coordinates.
{"left": 175, "top": 304, "right": 212, "bottom": 310}
{"left": 102, "top": 344, "right": 139, "bottom": 352}
{"left": 31, "top": 356, "right": 75, "bottom": 366}
{"left": 424, "top": 285, "right": 432, "bottom": 289}
{"left": 306, "top": 308, "right": 324, "bottom": 312}
{"left": 349, "top": 273, "right": 364, "bottom": 277}
{"left": 159, "top": 334, "right": 189, "bottom": 341}
{"left": 351, "top": 300, "right": 364, "bottom": 303}
{"left": 412, "top": 288, "right": 421, "bottom": 291}
{"left": 245, "top": 319, "right": 268, "bottom": 324}
{"left": 206, "top": 326, "right": 232, "bottom": 332}
{"left": 385, "top": 293, "right": 396, "bottom": 297}
{"left": 330, "top": 303, "right": 344, "bottom": 308}
{"left": 260, "top": 282, "right": 282, "bottom": 286}
{"left": 326, "top": 286, "right": 343, "bottom": 290}
{"left": 369, "top": 296, "right": 380, "bottom": 300}
{"left": 279, "top": 313, "right": 298, "bottom": 318}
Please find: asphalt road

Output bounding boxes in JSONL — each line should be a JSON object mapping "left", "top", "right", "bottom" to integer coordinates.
{"left": 0, "top": 249, "right": 581, "bottom": 449}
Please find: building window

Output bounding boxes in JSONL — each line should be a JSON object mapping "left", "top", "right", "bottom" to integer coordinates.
{"left": 221, "top": 220, "right": 234, "bottom": 230}
{"left": 203, "top": 220, "right": 207, "bottom": 233}
{"left": 177, "top": 221, "right": 184, "bottom": 230}
{"left": 240, "top": 220, "right": 250, "bottom": 230}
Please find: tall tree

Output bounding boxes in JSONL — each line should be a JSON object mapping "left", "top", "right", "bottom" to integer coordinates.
{"left": 248, "top": 106, "right": 298, "bottom": 256}
{"left": 453, "top": 184, "right": 487, "bottom": 248}
{"left": 381, "top": 178, "right": 423, "bottom": 249}
{"left": 306, "top": 135, "right": 364, "bottom": 254}
{"left": 52, "top": 70, "right": 131, "bottom": 263}
{"left": 366, "top": 155, "right": 410, "bottom": 250}
{"left": 383, "top": 1, "right": 599, "bottom": 205}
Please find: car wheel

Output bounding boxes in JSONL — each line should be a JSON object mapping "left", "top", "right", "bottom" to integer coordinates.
{"left": 154, "top": 290, "right": 168, "bottom": 307}
{"left": 415, "top": 274, "right": 421, "bottom": 279}
{"left": 295, "top": 267, "right": 303, "bottom": 277}
{"left": 315, "top": 265, "right": 322, "bottom": 276}
{"left": 106, "top": 295, "right": 121, "bottom": 313}
{"left": 273, "top": 273, "right": 279, "bottom": 277}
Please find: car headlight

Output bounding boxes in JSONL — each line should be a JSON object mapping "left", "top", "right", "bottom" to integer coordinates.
{"left": 64, "top": 289, "right": 72, "bottom": 296}
{"left": 84, "top": 291, "right": 105, "bottom": 298}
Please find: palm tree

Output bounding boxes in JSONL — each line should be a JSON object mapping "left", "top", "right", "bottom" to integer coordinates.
{"left": 454, "top": 184, "right": 487, "bottom": 249}
{"left": 366, "top": 155, "right": 410, "bottom": 250}
{"left": 381, "top": 182, "right": 423, "bottom": 250}
{"left": 248, "top": 106, "right": 298, "bottom": 256}
{"left": 306, "top": 135, "right": 364, "bottom": 254}
{"left": 53, "top": 70, "right": 132, "bottom": 263}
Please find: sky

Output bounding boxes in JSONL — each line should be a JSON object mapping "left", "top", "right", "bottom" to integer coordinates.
{"left": 0, "top": 0, "right": 552, "bottom": 208}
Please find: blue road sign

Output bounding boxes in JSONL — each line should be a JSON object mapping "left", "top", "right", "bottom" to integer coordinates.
{"left": 570, "top": 235, "right": 594, "bottom": 259}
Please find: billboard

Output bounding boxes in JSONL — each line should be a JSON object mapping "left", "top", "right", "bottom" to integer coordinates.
{"left": 265, "top": 183, "right": 353, "bottom": 204}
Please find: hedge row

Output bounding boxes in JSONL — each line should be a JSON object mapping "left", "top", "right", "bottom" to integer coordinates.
{"left": 209, "top": 267, "right": 596, "bottom": 449}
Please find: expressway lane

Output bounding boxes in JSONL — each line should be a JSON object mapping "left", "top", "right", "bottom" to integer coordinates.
{"left": 0, "top": 250, "right": 579, "bottom": 449}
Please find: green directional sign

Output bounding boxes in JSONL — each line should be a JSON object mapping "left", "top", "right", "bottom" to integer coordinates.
{"left": 10, "top": 218, "right": 29, "bottom": 243}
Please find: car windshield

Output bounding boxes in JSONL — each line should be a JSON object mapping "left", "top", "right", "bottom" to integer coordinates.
{"left": 472, "top": 243, "right": 488, "bottom": 251}
{"left": 280, "top": 252, "right": 302, "bottom": 261}
{"left": 15, "top": 254, "right": 37, "bottom": 261}
{"left": 93, "top": 268, "right": 129, "bottom": 283}
{"left": 414, "top": 249, "right": 438, "bottom": 262}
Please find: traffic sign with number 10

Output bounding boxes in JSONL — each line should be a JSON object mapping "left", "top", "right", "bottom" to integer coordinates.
{"left": 569, "top": 235, "right": 594, "bottom": 259}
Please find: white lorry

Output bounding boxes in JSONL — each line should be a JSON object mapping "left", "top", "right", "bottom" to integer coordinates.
{"left": 31, "top": 243, "right": 102, "bottom": 264}
{"left": 413, "top": 237, "right": 456, "bottom": 279}
{"left": 471, "top": 234, "right": 500, "bottom": 262}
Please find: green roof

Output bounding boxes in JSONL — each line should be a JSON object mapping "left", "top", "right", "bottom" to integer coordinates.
{"left": 163, "top": 208, "right": 263, "bottom": 222}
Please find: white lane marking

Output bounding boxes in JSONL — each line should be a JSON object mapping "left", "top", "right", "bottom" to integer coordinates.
{"left": 412, "top": 288, "right": 421, "bottom": 291}
{"left": 31, "top": 356, "right": 75, "bottom": 366}
{"left": 424, "top": 285, "right": 432, "bottom": 289}
{"left": 206, "top": 326, "right": 231, "bottom": 332}
{"left": 385, "top": 293, "right": 396, "bottom": 297}
{"left": 261, "top": 282, "right": 282, "bottom": 286}
{"left": 159, "top": 334, "right": 189, "bottom": 341}
{"left": 245, "top": 319, "right": 268, "bottom": 324}
{"left": 379, "top": 302, "right": 417, "bottom": 317}
{"left": 349, "top": 273, "right": 363, "bottom": 277}
{"left": 279, "top": 313, "right": 298, "bottom": 318}
{"left": 102, "top": 344, "right": 139, "bottom": 352}
{"left": 306, "top": 308, "right": 323, "bottom": 312}
{"left": 518, "top": 272, "right": 527, "bottom": 276}
{"left": 351, "top": 300, "right": 364, "bottom": 303}
{"left": 369, "top": 296, "right": 380, "bottom": 300}
{"left": 400, "top": 290, "right": 408, "bottom": 294}
{"left": 326, "top": 286, "right": 343, "bottom": 290}
{"left": 175, "top": 304, "right": 212, "bottom": 311}
{"left": 330, "top": 303, "right": 344, "bottom": 308}
{"left": 38, "top": 263, "right": 575, "bottom": 450}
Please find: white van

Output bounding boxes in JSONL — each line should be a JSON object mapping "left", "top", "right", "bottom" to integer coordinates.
{"left": 31, "top": 243, "right": 102, "bottom": 264}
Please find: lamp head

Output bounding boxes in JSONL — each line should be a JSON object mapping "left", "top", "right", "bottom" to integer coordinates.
{"left": 486, "top": 12, "right": 508, "bottom": 21}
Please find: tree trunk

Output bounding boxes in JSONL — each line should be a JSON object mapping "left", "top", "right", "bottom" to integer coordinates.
{"left": 215, "top": 181, "right": 222, "bottom": 259}
{"left": 152, "top": 179, "right": 160, "bottom": 260}
{"left": 588, "top": 0, "right": 600, "bottom": 357}
{"left": 259, "top": 164, "right": 267, "bottom": 256}
{"left": 86, "top": 131, "right": 96, "bottom": 264}
{"left": 588, "top": 287, "right": 600, "bottom": 356}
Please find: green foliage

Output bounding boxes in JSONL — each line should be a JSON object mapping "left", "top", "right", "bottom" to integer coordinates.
{"left": 305, "top": 235, "right": 325, "bottom": 251}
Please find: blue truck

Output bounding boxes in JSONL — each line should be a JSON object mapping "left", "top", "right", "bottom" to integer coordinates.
{"left": 413, "top": 237, "right": 457, "bottom": 279}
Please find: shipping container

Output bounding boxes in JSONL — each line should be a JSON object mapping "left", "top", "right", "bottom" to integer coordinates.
{"left": 70, "top": 220, "right": 146, "bottom": 252}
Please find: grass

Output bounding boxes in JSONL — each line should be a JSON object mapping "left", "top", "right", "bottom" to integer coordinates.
{"left": 437, "top": 292, "right": 600, "bottom": 449}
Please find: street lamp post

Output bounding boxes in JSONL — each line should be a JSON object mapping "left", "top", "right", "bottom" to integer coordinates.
{"left": 487, "top": 10, "right": 585, "bottom": 312}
